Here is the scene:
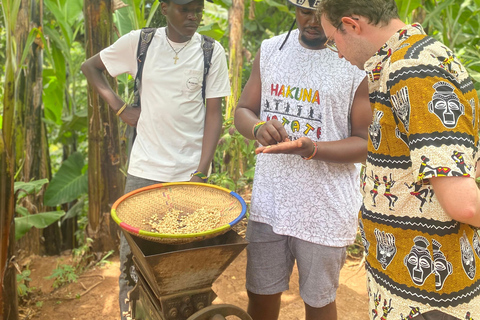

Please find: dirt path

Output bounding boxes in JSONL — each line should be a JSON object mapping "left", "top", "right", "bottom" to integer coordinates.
{"left": 21, "top": 249, "right": 368, "bottom": 320}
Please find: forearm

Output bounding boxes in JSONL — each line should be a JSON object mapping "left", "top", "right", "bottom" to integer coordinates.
{"left": 82, "top": 66, "right": 124, "bottom": 111}
{"left": 81, "top": 54, "right": 125, "bottom": 112}
{"left": 234, "top": 107, "right": 260, "bottom": 140}
{"left": 197, "top": 102, "right": 223, "bottom": 174}
{"left": 315, "top": 136, "right": 368, "bottom": 163}
{"left": 430, "top": 176, "right": 480, "bottom": 227}
{"left": 81, "top": 55, "right": 140, "bottom": 126}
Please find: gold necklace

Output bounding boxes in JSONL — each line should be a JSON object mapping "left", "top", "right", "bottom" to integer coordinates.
{"left": 165, "top": 29, "right": 191, "bottom": 64}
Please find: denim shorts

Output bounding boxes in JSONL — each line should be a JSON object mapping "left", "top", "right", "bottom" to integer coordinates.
{"left": 245, "top": 220, "right": 346, "bottom": 308}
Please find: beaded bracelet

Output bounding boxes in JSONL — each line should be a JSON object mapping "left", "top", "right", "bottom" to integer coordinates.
{"left": 302, "top": 141, "right": 318, "bottom": 160}
{"left": 116, "top": 102, "right": 128, "bottom": 116}
{"left": 252, "top": 121, "right": 266, "bottom": 139}
{"left": 191, "top": 170, "right": 208, "bottom": 182}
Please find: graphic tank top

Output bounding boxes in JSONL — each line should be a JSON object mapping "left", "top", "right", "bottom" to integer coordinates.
{"left": 250, "top": 29, "right": 366, "bottom": 246}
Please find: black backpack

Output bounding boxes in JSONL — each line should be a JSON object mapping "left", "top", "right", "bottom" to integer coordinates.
{"left": 127, "top": 28, "right": 215, "bottom": 155}
{"left": 131, "top": 27, "right": 215, "bottom": 108}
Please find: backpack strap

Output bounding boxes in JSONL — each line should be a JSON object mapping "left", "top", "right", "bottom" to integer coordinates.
{"left": 132, "top": 27, "right": 157, "bottom": 108}
{"left": 201, "top": 35, "right": 215, "bottom": 102}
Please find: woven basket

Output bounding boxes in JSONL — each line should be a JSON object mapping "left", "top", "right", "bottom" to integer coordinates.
{"left": 111, "top": 182, "right": 247, "bottom": 244}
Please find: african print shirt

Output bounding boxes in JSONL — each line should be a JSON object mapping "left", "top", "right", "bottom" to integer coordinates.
{"left": 360, "top": 24, "right": 480, "bottom": 319}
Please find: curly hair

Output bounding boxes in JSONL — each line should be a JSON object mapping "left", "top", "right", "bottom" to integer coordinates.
{"left": 317, "top": 0, "right": 399, "bottom": 28}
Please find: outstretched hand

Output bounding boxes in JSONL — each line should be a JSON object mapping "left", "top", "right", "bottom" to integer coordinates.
{"left": 255, "top": 137, "right": 315, "bottom": 158}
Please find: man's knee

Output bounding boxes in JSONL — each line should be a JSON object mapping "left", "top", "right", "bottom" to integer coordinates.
{"left": 305, "top": 300, "right": 337, "bottom": 320}
{"left": 247, "top": 290, "right": 282, "bottom": 304}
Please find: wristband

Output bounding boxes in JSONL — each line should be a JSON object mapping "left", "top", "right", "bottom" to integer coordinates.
{"left": 116, "top": 102, "right": 128, "bottom": 116}
{"left": 252, "top": 121, "right": 266, "bottom": 139}
{"left": 302, "top": 141, "right": 318, "bottom": 160}
{"left": 191, "top": 170, "right": 208, "bottom": 182}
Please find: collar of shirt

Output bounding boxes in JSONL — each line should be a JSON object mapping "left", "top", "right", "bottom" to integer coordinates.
{"left": 364, "top": 23, "right": 426, "bottom": 73}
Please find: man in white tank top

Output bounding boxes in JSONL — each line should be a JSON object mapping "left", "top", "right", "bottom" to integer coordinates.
{"left": 234, "top": 0, "right": 370, "bottom": 319}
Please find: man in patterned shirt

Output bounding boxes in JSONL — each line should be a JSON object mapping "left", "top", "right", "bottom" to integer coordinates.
{"left": 318, "top": 0, "right": 480, "bottom": 319}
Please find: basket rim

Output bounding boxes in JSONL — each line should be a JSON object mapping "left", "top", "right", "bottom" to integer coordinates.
{"left": 111, "top": 182, "right": 247, "bottom": 239}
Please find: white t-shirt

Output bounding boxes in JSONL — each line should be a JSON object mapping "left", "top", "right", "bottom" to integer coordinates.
{"left": 100, "top": 28, "right": 230, "bottom": 181}
{"left": 251, "top": 29, "right": 366, "bottom": 247}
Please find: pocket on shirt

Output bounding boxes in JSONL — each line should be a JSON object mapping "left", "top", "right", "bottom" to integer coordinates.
{"left": 182, "top": 69, "right": 203, "bottom": 101}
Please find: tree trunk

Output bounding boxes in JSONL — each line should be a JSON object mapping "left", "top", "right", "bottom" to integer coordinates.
{"left": 225, "top": 0, "right": 245, "bottom": 121}
{"left": 84, "top": 0, "right": 124, "bottom": 252}
{"left": 1, "top": 0, "right": 20, "bottom": 317}
{"left": 225, "top": 0, "right": 245, "bottom": 184}
{"left": 0, "top": 135, "right": 19, "bottom": 320}
{"left": 15, "top": 0, "right": 49, "bottom": 257}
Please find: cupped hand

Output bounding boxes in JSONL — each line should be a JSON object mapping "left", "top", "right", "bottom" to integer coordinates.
{"left": 255, "top": 137, "right": 315, "bottom": 158}
{"left": 256, "top": 119, "right": 289, "bottom": 146}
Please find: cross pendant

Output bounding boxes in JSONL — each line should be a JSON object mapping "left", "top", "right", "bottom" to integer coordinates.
{"left": 173, "top": 55, "right": 179, "bottom": 64}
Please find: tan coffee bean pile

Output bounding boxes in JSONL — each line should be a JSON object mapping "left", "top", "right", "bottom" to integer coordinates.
{"left": 143, "top": 207, "right": 222, "bottom": 234}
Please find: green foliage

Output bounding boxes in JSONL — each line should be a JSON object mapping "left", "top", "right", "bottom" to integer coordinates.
{"left": 15, "top": 179, "right": 49, "bottom": 201}
{"left": 14, "top": 179, "right": 66, "bottom": 240}
{"left": 114, "top": 0, "right": 163, "bottom": 36}
{"left": 395, "top": 0, "right": 423, "bottom": 22}
{"left": 43, "top": 239, "right": 116, "bottom": 290}
{"left": 16, "top": 269, "right": 34, "bottom": 297}
{"left": 46, "top": 239, "right": 95, "bottom": 289}
{"left": 0, "top": 21, "right": 5, "bottom": 78}
{"left": 96, "top": 250, "right": 115, "bottom": 267}
{"left": 211, "top": 118, "right": 257, "bottom": 191}
{"left": 347, "top": 232, "right": 365, "bottom": 258}
{"left": 62, "top": 196, "right": 86, "bottom": 222}
{"left": 42, "top": 0, "right": 88, "bottom": 175}
{"left": 15, "top": 211, "right": 66, "bottom": 240}
{"left": 44, "top": 151, "right": 88, "bottom": 207}
{"left": 47, "top": 264, "right": 79, "bottom": 289}
{"left": 74, "top": 203, "right": 90, "bottom": 246}
{"left": 72, "top": 238, "right": 94, "bottom": 266}
{"left": 242, "top": 0, "right": 294, "bottom": 51}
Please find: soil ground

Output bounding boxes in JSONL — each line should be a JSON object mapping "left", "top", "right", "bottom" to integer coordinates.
{"left": 18, "top": 239, "right": 369, "bottom": 320}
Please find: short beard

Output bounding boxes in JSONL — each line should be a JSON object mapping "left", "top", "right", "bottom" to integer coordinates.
{"left": 300, "top": 32, "right": 327, "bottom": 49}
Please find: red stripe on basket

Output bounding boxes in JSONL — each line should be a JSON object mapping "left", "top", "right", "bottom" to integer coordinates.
{"left": 120, "top": 222, "right": 140, "bottom": 234}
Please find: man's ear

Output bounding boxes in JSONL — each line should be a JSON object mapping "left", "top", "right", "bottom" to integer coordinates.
{"left": 161, "top": 1, "right": 168, "bottom": 15}
{"left": 341, "top": 16, "right": 361, "bottom": 34}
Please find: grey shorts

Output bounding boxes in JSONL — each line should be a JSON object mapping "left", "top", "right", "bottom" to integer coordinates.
{"left": 245, "top": 220, "right": 346, "bottom": 308}
{"left": 124, "top": 173, "right": 164, "bottom": 193}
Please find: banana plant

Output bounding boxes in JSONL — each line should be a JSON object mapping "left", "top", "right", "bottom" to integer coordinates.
{"left": 1, "top": 0, "right": 21, "bottom": 317}
{"left": 395, "top": 0, "right": 423, "bottom": 23}
{"left": 14, "top": 179, "right": 65, "bottom": 240}
{"left": 44, "top": 151, "right": 88, "bottom": 207}
{"left": 43, "top": 0, "right": 87, "bottom": 144}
